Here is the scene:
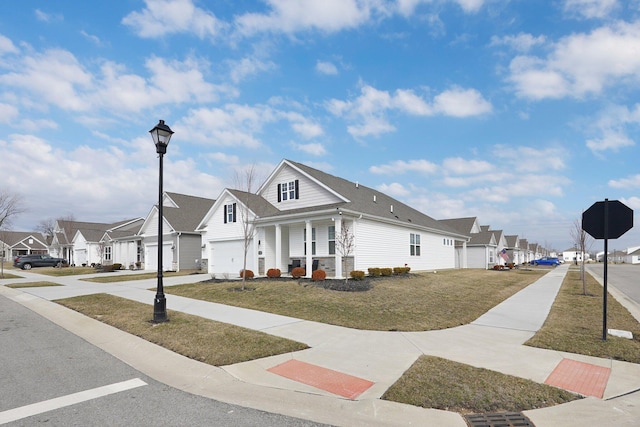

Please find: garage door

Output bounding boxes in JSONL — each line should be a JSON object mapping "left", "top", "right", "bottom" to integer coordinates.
{"left": 146, "top": 243, "right": 173, "bottom": 271}
{"left": 210, "top": 240, "right": 253, "bottom": 277}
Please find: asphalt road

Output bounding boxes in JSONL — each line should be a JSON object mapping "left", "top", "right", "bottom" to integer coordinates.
{"left": 0, "top": 294, "right": 329, "bottom": 427}
{"left": 585, "top": 263, "right": 640, "bottom": 308}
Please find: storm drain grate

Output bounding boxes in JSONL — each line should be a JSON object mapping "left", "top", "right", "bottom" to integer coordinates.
{"left": 464, "top": 412, "right": 535, "bottom": 427}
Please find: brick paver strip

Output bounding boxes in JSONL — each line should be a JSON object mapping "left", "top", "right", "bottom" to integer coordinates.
{"left": 544, "top": 358, "right": 611, "bottom": 398}
{"left": 267, "top": 359, "right": 374, "bottom": 400}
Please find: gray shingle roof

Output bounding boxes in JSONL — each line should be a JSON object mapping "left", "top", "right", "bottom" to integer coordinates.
{"left": 279, "top": 160, "right": 467, "bottom": 238}
{"left": 163, "top": 192, "right": 216, "bottom": 232}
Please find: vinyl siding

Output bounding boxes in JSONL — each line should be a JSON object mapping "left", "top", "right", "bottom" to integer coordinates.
{"left": 262, "top": 165, "right": 343, "bottom": 211}
{"left": 355, "top": 219, "right": 456, "bottom": 271}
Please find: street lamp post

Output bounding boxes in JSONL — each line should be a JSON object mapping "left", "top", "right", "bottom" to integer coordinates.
{"left": 150, "top": 119, "right": 174, "bottom": 323}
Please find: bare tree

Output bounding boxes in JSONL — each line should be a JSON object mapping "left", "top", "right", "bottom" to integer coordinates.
{"left": 335, "top": 220, "right": 355, "bottom": 284}
{"left": 570, "top": 217, "right": 593, "bottom": 295}
{"left": 234, "top": 165, "right": 259, "bottom": 291}
{"left": 0, "top": 189, "right": 26, "bottom": 278}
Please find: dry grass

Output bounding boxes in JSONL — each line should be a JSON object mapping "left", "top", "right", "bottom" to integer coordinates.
{"left": 5, "top": 281, "right": 61, "bottom": 288}
{"left": 83, "top": 270, "right": 200, "bottom": 283}
{"left": 32, "top": 267, "right": 97, "bottom": 276}
{"left": 526, "top": 269, "right": 640, "bottom": 363}
{"left": 166, "top": 269, "right": 545, "bottom": 331}
{"left": 56, "top": 293, "right": 308, "bottom": 366}
{"left": 382, "top": 356, "right": 581, "bottom": 414}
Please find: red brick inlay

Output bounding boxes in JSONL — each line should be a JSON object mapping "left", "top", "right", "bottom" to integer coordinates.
{"left": 267, "top": 359, "right": 374, "bottom": 399}
{"left": 545, "top": 358, "right": 611, "bottom": 398}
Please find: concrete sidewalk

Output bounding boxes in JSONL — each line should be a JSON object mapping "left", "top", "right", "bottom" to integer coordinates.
{"left": 2, "top": 265, "right": 640, "bottom": 426}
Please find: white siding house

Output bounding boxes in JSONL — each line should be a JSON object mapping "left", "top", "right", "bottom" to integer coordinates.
{"left": 197, "top": 159, "right": 470, "bottom": 278}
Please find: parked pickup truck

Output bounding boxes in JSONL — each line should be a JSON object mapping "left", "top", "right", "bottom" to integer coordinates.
{"left": 14, "top": 254, "right": 67, "bottom": 270}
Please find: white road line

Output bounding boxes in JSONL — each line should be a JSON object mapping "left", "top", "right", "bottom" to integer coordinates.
{"left": 0, "top": 378, "right": 147, "bottom": 424}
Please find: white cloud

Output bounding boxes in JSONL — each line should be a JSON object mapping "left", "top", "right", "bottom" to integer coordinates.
{"left": 396, "top": 0, "right": 486, "bottom": 16}
{"left": 228, "top": 56, "right": 277, "bottom": 83}
{"left": 316, "top": 60, "right": 338, "bottom": 75}
{"left": 328, "top": 83, "right": 491, "bottom": 137}
{"left": 508, "top": 21, "right": 640, "bottom": 100}
{"left": 293, "top": 142, "right": 327, "bottom": 156}
{"left": 178, "top": 103, "right": 323, "bottom": 147}
{"left": 370, "top": 159, "right": 438, "bottom": 175}
{"left": 235, "top": 0, "right": 381, "bottom": 36}
{"left": 609, "top": 174, "right": 640, "bottom": 188}
{"left": 0, "top": 48, "right": 93, "bottom": 112}
{"left": 563, "top": 0, "right": 619, "bottom": 19}
{"left": 490, "top": 33, "right": 546, "bottom": 52}
{"left": 492, "top": 145, "right": 566, "bottom": 172}
{"left": 433, "top": 86, "right": 493, "bottom": 117}
{"left": 122, "top": 0, "right": 226, "bottom": 39}
{"left": 0, "top": 35, "right": 18, "bottom": 55}
{"left": 442, "top": 157, "right": 494, "bottom": 174}
{"left": 377, "top": 182, "right": 411, "bottom": 197}
{"left": 35, "top": 9, "right": 63, "bottom": 23}
{"left": 583, "top": 103, "right": 640, "bottom": 153}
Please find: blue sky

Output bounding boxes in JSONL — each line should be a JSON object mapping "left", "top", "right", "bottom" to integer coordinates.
{"left": 1, "top": 0, "right": 640, "bottom": 252}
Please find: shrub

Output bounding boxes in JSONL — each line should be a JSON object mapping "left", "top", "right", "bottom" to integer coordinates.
{"left": 312, "top": 269, "right": 326, "bottom": 281}
{"left": 102, "top": 264, "right": 114, "bottom": 272}
{"left": 112, "top": 263, "right": 122, "bottom": 270}
{"left": 239, "top": 269, "right": 254, "bottom": 279}
{"left": 266, "top": 268, "right": 281, "bottom": 278}
{"left": 291, "top": 267, "right": 306, "bottom": 279}
{"left": 368, "top": 267, "right": 381, "bottom": 276}
{"left": 380, "top": 268, "right": 393, "bottom": 276}
{"left": 350, "top": 270, "right": 365, "bottom": 280}
{"left": 393, "top": 266, "right": 411, "bottom": 275}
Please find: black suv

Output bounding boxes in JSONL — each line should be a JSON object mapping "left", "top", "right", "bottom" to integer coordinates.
{"left": 13, "top": 254, "right": 67, "bottom": 270}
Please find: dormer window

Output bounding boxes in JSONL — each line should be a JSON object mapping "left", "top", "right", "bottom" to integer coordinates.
{"left": 223, "top": 203, "right": 236, "bottom": 223}
{"left": 277, "top": 179, "right": 299, "bottom": 202}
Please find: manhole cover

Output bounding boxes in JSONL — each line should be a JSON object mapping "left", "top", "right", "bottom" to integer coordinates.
{"left": 465, "top": 412, "right": 535, "bottom": 427}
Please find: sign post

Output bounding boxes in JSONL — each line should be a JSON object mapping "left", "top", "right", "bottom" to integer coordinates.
{"left": 582, "top": 199, "right": 633, "bottom": 340}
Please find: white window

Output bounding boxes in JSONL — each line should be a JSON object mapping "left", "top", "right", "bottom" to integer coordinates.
{"left": 224, "top": 203, "right": 236, "bottom": 223}
{"left": 304, "top": 228, "right": 316, "bottom": 255}
{"left": 328, "top": 225, "right": 335, "bottom": 255}
{"left": 104, "top": 246, "right": 112, "bottom": 261}
{"left": 410, "top": 233, "right": 421, "bottom": 256}
{"left": 278, "top": 180, "right": 299, "bottom": 202}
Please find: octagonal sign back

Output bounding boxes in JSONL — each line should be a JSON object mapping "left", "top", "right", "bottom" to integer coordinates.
{"left": 582, "top": 200, "right": 633, "bottom": 240}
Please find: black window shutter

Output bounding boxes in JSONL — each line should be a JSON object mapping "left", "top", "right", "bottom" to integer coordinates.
{"left": 295, "top": 179, "right": 299, "bottom": 199}
{"left": 223, "top": 204, "right": 227, "bottom": 223}
{"left": 232, "top": 203, "right": 237, "bottom": 222}
{"left": 277, "top": 184, "right": 281, "bottom": 202}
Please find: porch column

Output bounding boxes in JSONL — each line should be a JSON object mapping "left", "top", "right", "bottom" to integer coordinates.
{"left": 334, "top": 217, "right": 342, "bottom": 279}
{"left": 305, "top": 220, "right": 312, "bottom": 278}
{"left": 275, "top": 224, "right": 282, "bottom": 272}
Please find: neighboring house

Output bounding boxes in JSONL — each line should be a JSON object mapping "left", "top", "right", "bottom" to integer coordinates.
{"left": 197, "top": 159, "right": 470, "bottom": 278}
{"left": 466, "top": 228, "right": 498, "bottom": 269}
{"left": 625, "top": 247, "right": 640, "bottom": 264}
{"left": 109, "top": 219, "right": 146, "bottom": 269}
{"left": 138, "top": 192, "right": 215, "bottom": 272}
{"left": 488, "top": 228, "right": 509, "bottom": 266}
{"left": 71, "top": 218, "right": 144, "bottom": 267}
{"left": 439, "top": 217, "right": 481, "bottom": 269}
{"left": 0, "top": 231, "right": 49, "bottom": 262}
{"left": 562, "top": 247, "right": 589, "bottom": 264}
{"left": 505, "top": 235, "right": 524, "bottom": 265}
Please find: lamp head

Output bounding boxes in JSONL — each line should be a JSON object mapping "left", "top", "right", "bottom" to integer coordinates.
{"left": 150, "top": 120, "right": 174, "bottom": 154}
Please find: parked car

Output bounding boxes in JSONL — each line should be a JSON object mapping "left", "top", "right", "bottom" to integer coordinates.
{"left": 530, "top": 256, "right": 561, "bottom": 266}
{"left": 13, "top": 254, "right": 67, "bottom": 270}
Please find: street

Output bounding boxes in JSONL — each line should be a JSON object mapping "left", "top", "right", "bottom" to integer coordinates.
{"left": 586, "top": 263, "right": 640, "bottom": 307}
{"left": 0, "top": 294, "right": 328, "bottom": 426}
